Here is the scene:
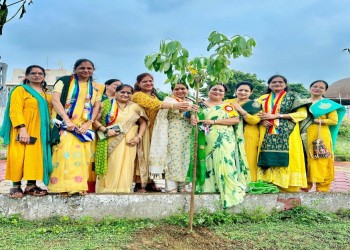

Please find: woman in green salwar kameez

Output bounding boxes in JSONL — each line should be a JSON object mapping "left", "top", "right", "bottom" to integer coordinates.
{"left": 189, "top": 84, "right": 250, "bottom": 208}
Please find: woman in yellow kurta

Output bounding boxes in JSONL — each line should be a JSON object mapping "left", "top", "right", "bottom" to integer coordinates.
{"left": 301, "top": 80, "right": 345, "bottom": 192}
{"left": 225, "top": 81, "right": 261, "bottom": 181}
{"left": 0, "top": 65, "right": 52, "bottom": 198}
{"left": 95, "top": 84, "right": 148, "bottom": 193}
{"left": 257, "top": 75, "right": 309, "bottom": 192}
{"left": 49, "top": 59, "right": 102, "bottom": 196}
{"left": 131, "top": 73, "right": 193, "bottom": 192}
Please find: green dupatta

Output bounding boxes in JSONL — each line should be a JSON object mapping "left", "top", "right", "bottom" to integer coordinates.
{"left": 94, "top": 98, "right": 113, "bottom": 175}
{"left": 241, "top": 99, "right": 262, "bottom": 115}
{"left": 257, "top": 92, "right": 310, "bottom": 169}
{"left": 0, "top": 84, "right": 53, "bottom": 185}
{"left": 300, "top": 98, "right": 346, "bottom": 152}
{"left": 186, "top": 103, "right": 207, "bottom": 191}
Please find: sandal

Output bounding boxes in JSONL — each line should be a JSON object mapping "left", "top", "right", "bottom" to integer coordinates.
{"left": 145, "top": 182, "right": 162, "bottom": 192}
{"left": 24, "top": 185, "right": 48, "bottom": 196}
{"left": 10, "top": 186, "right": 24, "bottom": 198}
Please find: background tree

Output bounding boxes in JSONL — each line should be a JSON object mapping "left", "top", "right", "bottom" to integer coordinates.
{"left": 288, "top": 83, "right": 309, "bottom": 98}
{"left": 199, "top": 69, "right": 266, "bottom": 99}
{"left": 0, "top": 0, "right": 32, "bottom": 36}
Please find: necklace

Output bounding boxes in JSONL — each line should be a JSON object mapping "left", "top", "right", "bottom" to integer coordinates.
{"left": 117, "top": 102, "right": 128, "bottom": 110}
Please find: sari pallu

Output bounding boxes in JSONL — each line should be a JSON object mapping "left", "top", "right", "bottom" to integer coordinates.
{"left": 258, "top": 92, "right": 310, "bottom": 168}
{"left": 95, "top": 98, "right": 117, "bottom": 175}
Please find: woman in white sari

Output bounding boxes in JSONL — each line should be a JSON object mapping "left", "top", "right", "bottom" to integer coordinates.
{"left": 150, "top": 83, "right": 193, "bottom": 192}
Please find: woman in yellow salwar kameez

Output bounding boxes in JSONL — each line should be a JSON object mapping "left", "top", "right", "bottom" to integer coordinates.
{"left": 0, "top": 65, "right": 52, "bottom": 198}
{"left": 95, "top": 84, "right": 148, "bottom": 193}
{"left": 225, "top": 81, "right": 261, "bottom": 181}
{"left": 49, "top": 59, "right": 102, "bottom": 196}
{"left": 257, "top": 75, "right": 310, "bottom": 192}
{"left": 300, "top": 80, "right": 346, "bottom": 192}
{"left": 190, "top": 84, "right": 250, "bottom": 208}
{"left": 131, "top": 73, "right": 193, "bottom": 192}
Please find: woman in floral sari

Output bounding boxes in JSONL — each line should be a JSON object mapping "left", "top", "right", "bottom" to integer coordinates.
{"left": 150, "top": 83, "right": 193, "bottom": 192}
{"left": 95, "top": 84, "right": 148, "bottom": 193}
{"left": 257, "top": 75, "right": 309, "bottom": 192}
{"left": 190, "top": 83, "right": 250, "bottom": 208}
{"left": 300, "top": 80, "right": 346, "bottom": 192}
{"left": 49, "top": 59, "right": 102, "bottom": 196}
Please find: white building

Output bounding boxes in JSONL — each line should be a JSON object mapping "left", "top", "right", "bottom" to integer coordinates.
{"left": 6, "top": 68, "right": 72, "bottom": 89}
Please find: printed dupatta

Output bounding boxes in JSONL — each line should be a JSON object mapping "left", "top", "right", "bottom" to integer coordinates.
{"left": 257, "top": 92, "right": 309, "bottom": 169}
{"left": 65, "top": 74, "right": 94, "bottom": 120}
{"left": 95, "top": 98, "right": 119, "bottom": 175}
{"left": 300, "top": 98, "right": 346, "bottom": 152}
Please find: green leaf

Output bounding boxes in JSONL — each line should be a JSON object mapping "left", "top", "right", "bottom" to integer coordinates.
{"left": 164, "top": 61, "right": 171, "bottom": 72}
{"left": 167, "top": 41, "right": 178, "bottom": 54}
{"left": 182, "top": 48, "right": 189, "bottom": 58}
{"left": 145, "top": 54, "right": 158, "bottom": 68}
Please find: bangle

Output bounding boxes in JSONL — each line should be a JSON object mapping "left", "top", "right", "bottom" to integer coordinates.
{"left": 213, "top": 120, "right": 216, "bottom": 124}
{"left": 89, "top": 119, "right": 94, "bottom": 123}
{"left": 138, "top": 135, "right": 142, "bottom": 140}
{"left": 16, "top": 124, "right": 25, "bottom": 128}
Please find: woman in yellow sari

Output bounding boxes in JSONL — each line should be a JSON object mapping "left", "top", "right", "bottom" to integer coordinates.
{"left": 131, "top": 73, "right": 193, "bottom": 192}
{"left": 225, "top": 81, "right": 261, "bottom": 181}
{"left": 0, "top": 65, "right": 52, "bottom": 198}
{"left": 95, "top": 84, "right": 148, "bottom": 193}
{"left": 49, "top": 59, "right": 102, "bottom": 196}
{"left": 257, "top": 75, "right": 309, "bottom": 192}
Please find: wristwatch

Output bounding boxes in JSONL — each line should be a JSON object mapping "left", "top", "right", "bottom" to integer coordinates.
{"left": 103, "top": 128, "right": 109, "bottom": 137}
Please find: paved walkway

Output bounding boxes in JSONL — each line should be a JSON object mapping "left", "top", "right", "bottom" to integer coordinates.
{"left": 1, "top": 160, "right": 350, "bottom": 194}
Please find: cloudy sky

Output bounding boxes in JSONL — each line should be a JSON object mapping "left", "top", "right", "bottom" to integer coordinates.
{"left": 1, "top": 0, "right": 350, "bottom": 91}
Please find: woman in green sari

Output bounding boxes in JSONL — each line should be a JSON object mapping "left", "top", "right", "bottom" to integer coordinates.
{"left": 190, "top": 83, "right": 250, "bottom": 208}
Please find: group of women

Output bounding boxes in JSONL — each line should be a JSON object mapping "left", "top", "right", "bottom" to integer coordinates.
{"left": 0, "top": 59, "right": 345, "bottom": 209}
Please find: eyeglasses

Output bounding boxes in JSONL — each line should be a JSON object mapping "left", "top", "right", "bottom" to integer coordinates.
{"left": 29, "top": 72, "right": 44, "bottom": 76}
{"left": 118, "top": 91, "right": 132, "bottom": 95}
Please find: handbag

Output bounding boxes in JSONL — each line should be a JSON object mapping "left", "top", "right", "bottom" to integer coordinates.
{"left": 309, "top": 121, "right": 331, "bottom": 159}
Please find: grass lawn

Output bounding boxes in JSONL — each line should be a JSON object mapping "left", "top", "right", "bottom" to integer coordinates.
{"left": 1, "top": 207, "right": 350, "bottom": 250}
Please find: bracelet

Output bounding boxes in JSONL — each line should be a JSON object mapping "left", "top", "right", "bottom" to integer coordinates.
{"left": 16, "top": 124, "right": 25, "bottom": 128}
{"left": 88, "top": 119, "right": 94, "bottom": 123}
{"left": 138, "top": 135, "right": 142, "bottom": 140}
{"left": 213, "top": 120, "right": 216, "bottom": 124}
{"left": 171, "top": 103, "right": 174, "bottom": 109}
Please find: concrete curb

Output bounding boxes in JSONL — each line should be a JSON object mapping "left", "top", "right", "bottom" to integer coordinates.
{"left": 0, "top": 192, "right": 349, "bottom": 220}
